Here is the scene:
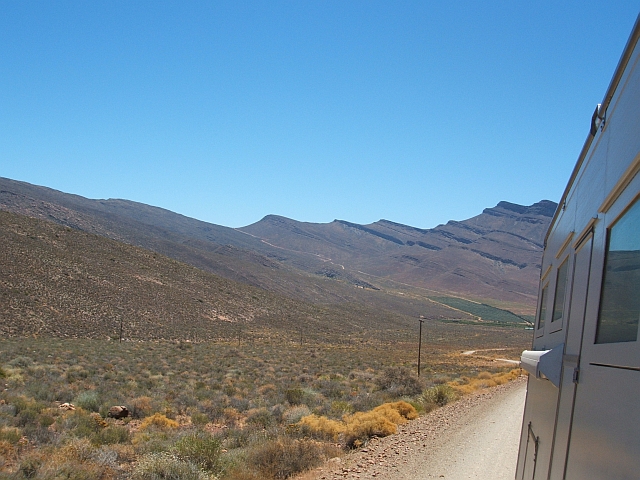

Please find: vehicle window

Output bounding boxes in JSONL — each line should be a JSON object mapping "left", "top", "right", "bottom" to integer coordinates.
{"left": 552, "top": 259, "right": 569, "bottom": 323}
{"left": 537, "top": 284, "right": 548, "bottom": 330}
{"left": 596, "top": 198, "right": 640, "bottom": 344}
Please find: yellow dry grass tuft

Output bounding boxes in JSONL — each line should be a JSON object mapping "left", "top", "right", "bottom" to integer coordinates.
{"left": 298, "top": 415, "right": 346, "bottom": 441}
{"left": 299, "top": 401, "right": 418, "bottom": 447}
{"left": 139, "top": 413, "right": 179, "bottom": 430}
{"left": 377, "top": 401, "right": 419, "bottom": 421}
{"left": 343, "top": 410, "right": 397, "bottom": 446}
{"left": 449, "top": 368, "right": 522, "bottom": 395}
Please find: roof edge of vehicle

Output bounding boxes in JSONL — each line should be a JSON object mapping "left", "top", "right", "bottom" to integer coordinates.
{"left": 545, "top": 13, "right": 640, "bottom": 245}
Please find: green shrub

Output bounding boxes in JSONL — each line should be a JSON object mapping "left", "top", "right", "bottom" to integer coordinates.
{"left": 247, "top": 437, "right": 330, "bottom": 479}
{"left": 0, "top": 426, "right": 22, "bottom": 444}
{"left": 95, "top": 425, "right": 130, "bottom": 445}
{"left": 173, "top": 431, "right": 221, "bottom": 472}
{"left": 247, "top": 408, "right": 274, "bottom": 429}
{"left": 18, "top": 453, "right": 42, "bottom": 478}
{"left": 284, "top": 388, "right": 304, "bottom": 405}
{"left": 190, "top": 412, "right": 209, "bottom": 426}
{"left": 314, "top": 379, "right": 344, "bottom": 399}
{"left": 282, "top": 405, "right": 311, "bottom": 425}
{"left": 9, "top": 356, "right": 34, "bottom": 368}
{"left": 422, "top": 384, "right": 457, "bottom": 408}
{"left": 63, "top": 410, "right": 106, "bottom": 439}
{"left": 131, "top": 452, "right": 209, "bottom": 480}
{"left": 10, "top": 395, "right": 38, "bottom": 415}
{"left": 374, "top": 367, "right": 425, "bottom": 397}
{"left": 16, "top": 407, "right": 38, "bottom": 427}
{"left": 37, "top": 413, "right": 56, "bottom": 428}
{"left": 74, "top": 391, "right": 101, "bottom": 412}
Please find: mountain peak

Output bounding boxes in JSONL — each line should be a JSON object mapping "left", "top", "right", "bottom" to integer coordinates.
{"left": 488, "top": 200, "right": 557, "bottom": 218}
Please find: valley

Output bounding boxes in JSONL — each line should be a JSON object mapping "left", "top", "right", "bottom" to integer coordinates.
{"left": 0, "top": 177, "right": 546, "bottom": 479}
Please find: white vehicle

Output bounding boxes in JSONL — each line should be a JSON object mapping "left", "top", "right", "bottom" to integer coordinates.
{"left": 516, "top": 15, "right": 640, "bottom": 480}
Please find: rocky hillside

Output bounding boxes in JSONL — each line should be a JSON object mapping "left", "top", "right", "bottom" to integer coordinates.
{"left": 0, "top": 177, "right": 556, "bottom": 315}
{"left": 2, "top": 210, "right": 487, "bottom": 341}
{"left": 241, "top": 201, "right": 556, "bottom": 308}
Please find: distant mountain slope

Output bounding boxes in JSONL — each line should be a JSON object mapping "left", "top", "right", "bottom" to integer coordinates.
{"left": 0, "top": 177, "right": 556, "bottom": 313}
{"left": 0, "top": 178, "right": 475, "bottom": 323}
{"left": 0, "top": 177, "right": 324, "bottom": 295}
{"left": 240, "top": 200, "right": 557, "bottom": 306}
{"left": 0, "top": 210, "right": 481, "bottom": 341}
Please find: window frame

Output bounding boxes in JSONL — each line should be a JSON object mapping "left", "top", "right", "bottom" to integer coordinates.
{"left": 549, "top": 255, "right": 571, "bottom": 334}
{"left": 594, "top": 196, "right": 640, "bottom": 344}
{"left": 536, "top": 278, "right": 550, "bottom": 337}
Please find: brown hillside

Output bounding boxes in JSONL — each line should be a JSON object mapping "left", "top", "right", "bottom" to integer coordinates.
{"left": 241, "top": 201, "right": 555, "bottom": 309}
{"left": 0, "top": 177, "right": 554, "bottom": 317}
{"left": 1, "top": 211, "right": 491, "bottom": 343}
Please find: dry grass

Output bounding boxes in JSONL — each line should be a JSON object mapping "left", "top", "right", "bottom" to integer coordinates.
{"left": 140, "top": 414, "right": 179, "bottom": 431}
{"left": 298, "top": 401, "right": 418, "bottom": 448}
{"left": 449, "top": 369, "right": 523, "bottom": 395}
{"left": 0, "top": 330, "right": 525, "bottom": 479}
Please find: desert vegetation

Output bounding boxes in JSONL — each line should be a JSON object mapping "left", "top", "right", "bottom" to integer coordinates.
{"left": 0, "top": 208, "right": 529, "bottom": 478}
{"left": 0, "top": 334, "right": 523, "bottom": 479}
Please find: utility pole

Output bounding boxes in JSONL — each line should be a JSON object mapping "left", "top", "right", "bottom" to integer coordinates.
{"left": 116, "top": 306, "right": 124, "bottom": 343}
{"left": 417, "top": 316, "right": 425, "bottom": 376}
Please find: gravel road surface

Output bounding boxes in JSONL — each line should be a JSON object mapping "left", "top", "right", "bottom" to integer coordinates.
{"left": 300, "top": 377, "right": 526, "bottom": 480}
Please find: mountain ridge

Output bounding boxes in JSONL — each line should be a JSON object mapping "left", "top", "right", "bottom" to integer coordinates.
{"left": 0, "top": 176, "right": 556, "bottom": 313}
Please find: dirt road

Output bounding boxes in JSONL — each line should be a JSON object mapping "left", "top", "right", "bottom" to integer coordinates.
{"left": 302, "top": 377, "right": 527, "bottom": 480}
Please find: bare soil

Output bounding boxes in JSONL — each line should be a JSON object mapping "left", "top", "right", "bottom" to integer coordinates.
{"left": 298, "top": 377, "right": 527, "bottom": 480}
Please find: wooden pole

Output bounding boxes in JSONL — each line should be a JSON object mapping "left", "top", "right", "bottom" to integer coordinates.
{"left": 417, "top": 317, "right": 424, "bottom": 376}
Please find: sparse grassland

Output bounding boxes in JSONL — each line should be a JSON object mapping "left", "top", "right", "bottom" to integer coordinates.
{"left": 0, "top": 332, "right": 525, "bottom": 479}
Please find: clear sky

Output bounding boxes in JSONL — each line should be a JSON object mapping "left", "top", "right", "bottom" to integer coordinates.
{"left": 1, "top": 3, "right": 639, "bottom": 229}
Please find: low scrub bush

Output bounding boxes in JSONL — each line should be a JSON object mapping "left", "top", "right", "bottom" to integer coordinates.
{"left": 330, "top": 400, "right": 354, "bottom": 416}
{"left": 18, "top": 452, "right": 43, "bottom": 478}
{"left": 247, "top": 437, "right": 335, "bottom": 479}
{"left": 9, "top": 356, "right": 34, "bottom": 368}
{"left": 449, "top": 369, "right": 522, "bottom": 395}
{"left": 172, "top": 431, "right": 221, "bottom": 473}
{"left": 61, "top": 410, "right": 107, "bottom": 439}
{"left": 374, "top": 366, "right": 425, "bottom": 397}
{"left": 282, "top": 405, "right": 310, "bottom": 425}
{"left": 131, "top": 452, "right": 209, "bottom": 480}
{"left": 421, "top": 385, "right": 457, "bottom": 412}
{"left": 73, "top": 391, "right": 101, "bottom": 412}
{"left": 343, "top": 411, "right": 397, "bottom": 447}
{"left": 284, "top": 388, "right": 304, "bottom": 406}
{"left": 246, "top": 408, "right": 275, "bottom": 429}
{"left": 298, "top": 415, "right": 345, "bottom": 441}
{"left": 94, "top": 425, "right": 130, "bottom": 445}
{"left": 190, "top": 412, "right": 209, "bottom": 426}
{"left": 131, "top": 396, "right": 154, "bottom": 419}
{"left": 0, "top": 426, "right": 22, "bottom": 444}
{"left": 299, "top": 401, "right": 417, "bottom": 447}
{"left": 140, "top": 413, "right": 179, "bottom": 431}
{"left": 377, "top": 401, "right": 418, "bottom": 421}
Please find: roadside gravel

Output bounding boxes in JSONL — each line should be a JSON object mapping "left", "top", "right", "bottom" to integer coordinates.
{"left": 298, "top": 377, "right": 527, "bottom": 480}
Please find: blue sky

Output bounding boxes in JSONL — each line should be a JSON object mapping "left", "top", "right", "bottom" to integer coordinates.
{"left": 1, "top": 3, "right": 639, "bottom": 228}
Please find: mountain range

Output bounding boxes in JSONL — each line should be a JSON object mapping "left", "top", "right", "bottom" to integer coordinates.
{"left": 0, "top": 176, "right": 556, "bottom": 339}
